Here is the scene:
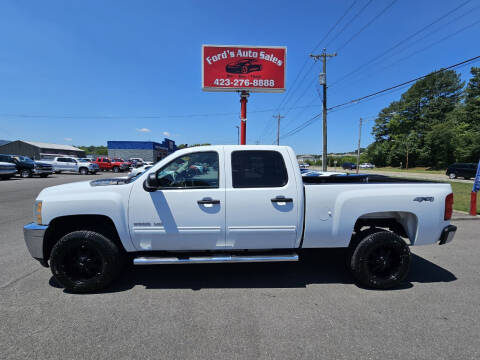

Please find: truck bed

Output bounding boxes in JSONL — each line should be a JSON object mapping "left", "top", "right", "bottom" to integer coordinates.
{"left": 302, "top": 174, "right": 437, "bottom": 184}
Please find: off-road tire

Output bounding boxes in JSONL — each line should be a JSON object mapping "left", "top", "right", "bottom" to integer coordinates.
{"left": 350, "top": 231, "right": 411, "bottom": 289}
{"left": 346, "top": 227, "right": 384, "bottom": 270}
{"left": 50, "top": 231, "right": 123, "bottom": 293}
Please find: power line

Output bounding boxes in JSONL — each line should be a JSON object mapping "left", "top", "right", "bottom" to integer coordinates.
{"left": 260, "top": 0, "right": 358, "bottom": 141}
{"left": 324, "top": 0, "right": 374, "bottom": 49}
{"left": 271, "top": 0, "right": 395, "bottom": 141}
{"left": 280, "top": 54, "right": 480, "bottom": 140}
{"left": 335, "top": 0, "right": 398, "bottom": 53}
{"left": 328, "top": 54, "right": 480, "bottom": 111}
{"left": 379, "top": 18, "right": 480, "bottom": 72}
{"left": 328, "top": 4, "right": 480, "bottom": 95}
{"left": 0, "top": 105, "right": 324, "bottom": 121}
{"left": 276, "top": 0, "right": 358, "bottom": 112}
{"left": 330, "top": 0, "right": 472, "bottom": 88}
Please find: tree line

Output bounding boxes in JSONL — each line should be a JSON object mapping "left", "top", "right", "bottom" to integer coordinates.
{"left": 365, "top": 67, "right": 480, "bottom": 169}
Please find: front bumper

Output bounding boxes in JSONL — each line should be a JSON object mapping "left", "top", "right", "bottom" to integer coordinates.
{"left": 0, "top": 169, "right": 17, "bottom": 175}
{"left": 24, "top": 223, "right": 48, "bottom": 265}
{"left": 439, "top": 225, "right": 457, "bottom": 245}
{"left": 33, "top": 168, "right": 53, "bottom": 175}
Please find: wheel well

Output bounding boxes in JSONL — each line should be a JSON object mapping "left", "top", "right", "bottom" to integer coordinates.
{"left": 43, "top": 215, "right": 125, "bottom": 263}
{"left": 352, "top": 211, "right": 418, "bottom": 245}
{"left": 79, "top": 166, "right": 88, "bottom": 172}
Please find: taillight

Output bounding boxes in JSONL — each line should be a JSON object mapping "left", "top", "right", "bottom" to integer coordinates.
{"left": 444, "top": 193, "right": 453, "bottom": 220}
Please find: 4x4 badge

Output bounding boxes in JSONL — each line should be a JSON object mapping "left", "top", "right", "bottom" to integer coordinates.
{"left": 413, "top": 197, "right": 434, "bottom": 202}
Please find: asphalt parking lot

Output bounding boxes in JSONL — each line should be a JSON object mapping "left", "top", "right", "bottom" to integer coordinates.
{"left": 1, "top": 173, "right": 479, "bottom": 359}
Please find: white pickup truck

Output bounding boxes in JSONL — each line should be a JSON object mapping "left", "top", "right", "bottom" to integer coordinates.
{"left": 24, "top": 145, "right": 456, "bottom": 293}
{"left": 40, "top": 156, "right": 99, "bottom": 175}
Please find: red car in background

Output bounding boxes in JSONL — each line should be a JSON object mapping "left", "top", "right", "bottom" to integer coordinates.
{"left": 94, "top": 157, "right": 130, "bottom": 172}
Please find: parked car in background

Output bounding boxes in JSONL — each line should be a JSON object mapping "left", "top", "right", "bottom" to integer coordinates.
{"left": 359, "top": 163, "right": 375, "bottom": 169}
{"left": 94, "top": 157, "right": 129, "bottom": 172}
{"left": 0, "top": 161, "right": 17, "bottom": 180}
{"left": 127, "top": 164, "right": 153, "bottom": 179}
{"left": 112, "top": 158, "right": 132, "bottom": 168}
{"left": 129, "top": 158, "right": 144, "bottom": 168}
{"left": 299, "top": 163, "right": 310, "bottom": 169}
{"left": 302, "top": 171, "right": 344, "bottom": 177}
{"left": 446, "top": 163, "right": 477, "bottom": 179}
{"left": 342, "top": 162, "right": 357, "bottom": 170}
{"left": 0, "top": 154, "right": 53, "bottom": 178}
{"left": 40, "top": 157, "right": 98, "bottom": 175}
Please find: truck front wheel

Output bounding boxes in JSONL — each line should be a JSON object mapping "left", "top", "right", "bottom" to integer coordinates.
{"left": 350, "top": 231, "right": 410, "bottom": 289}
{"left": 49, "top": 231, "right": 123, "bottom": 293}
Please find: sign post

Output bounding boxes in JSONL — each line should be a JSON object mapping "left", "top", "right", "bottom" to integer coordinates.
{"left": 202, "top": 45, "right": 286, "bottom": 144}
{"left": 240, "top": 91, "right": 248, "bottom": 145}
{"left": 470, "top": 160, "right": 480, "bottom": 216}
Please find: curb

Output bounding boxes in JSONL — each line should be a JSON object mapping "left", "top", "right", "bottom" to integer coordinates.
{"left": 452, "top": 210, "right": 480, "bottom": 221}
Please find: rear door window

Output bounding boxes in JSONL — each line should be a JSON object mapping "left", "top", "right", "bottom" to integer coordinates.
{"left": 231, "top": 150, "right": 288, "bottom": 188}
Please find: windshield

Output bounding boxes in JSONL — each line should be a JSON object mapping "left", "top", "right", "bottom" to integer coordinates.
{"left": 16, "top": 156, "right": 34, "bottom": 163}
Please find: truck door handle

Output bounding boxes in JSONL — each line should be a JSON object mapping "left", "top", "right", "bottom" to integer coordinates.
{"left": 197, "top": 199, "right": 220, "bottom": 205}
{"left": 271, "top": 196, "right": 293, "bottom": 203}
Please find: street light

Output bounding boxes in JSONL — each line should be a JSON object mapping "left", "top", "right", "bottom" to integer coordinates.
{"left": 235, "top": 125, "right": 240, "bottom": 145}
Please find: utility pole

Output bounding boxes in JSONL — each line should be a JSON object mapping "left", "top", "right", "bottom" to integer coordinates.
{"left": 356, "top": 117, "right": 362, "bottom": 174}
{"left": 273, "top": 113, "right": 285, "bottom": 145}
{"left": 310, "top": 49, "right": 337, "bottom": 171}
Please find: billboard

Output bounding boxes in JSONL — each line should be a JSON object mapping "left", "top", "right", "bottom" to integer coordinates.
{"left": 202, "top": 45, "right": 286, "bottom": 93}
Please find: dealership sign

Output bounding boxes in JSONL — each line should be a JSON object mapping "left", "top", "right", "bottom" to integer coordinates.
{"left": 202, "top": 45, "right": 286, "bottom": 93}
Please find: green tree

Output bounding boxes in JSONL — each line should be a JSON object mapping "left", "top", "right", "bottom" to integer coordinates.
{"left": 464, "top": 67, "right": 480, "bottom": 130}
{"left": 369, "top": 69, "right": 465, "bottom": 168}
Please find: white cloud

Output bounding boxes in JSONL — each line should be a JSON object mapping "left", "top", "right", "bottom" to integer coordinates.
{"left": 136, "top": 128, "right": 151, "bottom": 133}
{"left": 64, "top": 137, "right": 72, "bottom": 141}
{"left": 163, "top": 131, "right": 170, "bottom": 137}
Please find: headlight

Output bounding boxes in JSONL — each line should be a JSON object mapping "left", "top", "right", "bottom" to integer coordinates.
{"left": 34, "top": 200, "right": 42, "bottom": 224}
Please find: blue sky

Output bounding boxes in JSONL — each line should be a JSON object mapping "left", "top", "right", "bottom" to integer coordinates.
{"left": 0, "top": 0, "right": 479, "bottom": 154}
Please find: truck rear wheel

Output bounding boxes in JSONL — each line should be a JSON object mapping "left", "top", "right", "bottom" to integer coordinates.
{"left": 49, "top": 231, "right": 123, "bottom": 293}
{"left": 350, "top": 231, "right": 410, "bottom": 289}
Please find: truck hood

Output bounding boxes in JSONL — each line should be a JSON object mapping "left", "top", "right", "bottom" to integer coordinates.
{"left": 38, "top": 180, "right": 93, "bottom": 197}
{"left": 38, "top": 178, "right": 129, "bottom": 198}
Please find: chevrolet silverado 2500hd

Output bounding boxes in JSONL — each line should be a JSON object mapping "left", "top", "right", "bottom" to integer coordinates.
{"left": 23, "top": 145, "right": 456, "bottom": 292}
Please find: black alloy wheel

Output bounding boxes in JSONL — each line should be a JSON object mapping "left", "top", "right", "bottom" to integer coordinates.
{"left": 50, "top": 231, "right": 123, "bottom": 293}
{"left": 350, "top": 231, "right": 411, "bottom": 289}
{"left": 63, "top": 244, "right": 102, "bottom": 282}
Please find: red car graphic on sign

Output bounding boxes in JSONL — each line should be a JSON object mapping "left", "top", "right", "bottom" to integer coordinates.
{"left": 225, "top": 59, "right": 263, "bottom": 74}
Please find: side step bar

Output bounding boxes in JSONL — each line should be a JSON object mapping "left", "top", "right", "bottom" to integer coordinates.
{"left": 133, "top": 254, "right": 299, "bottom": 265}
